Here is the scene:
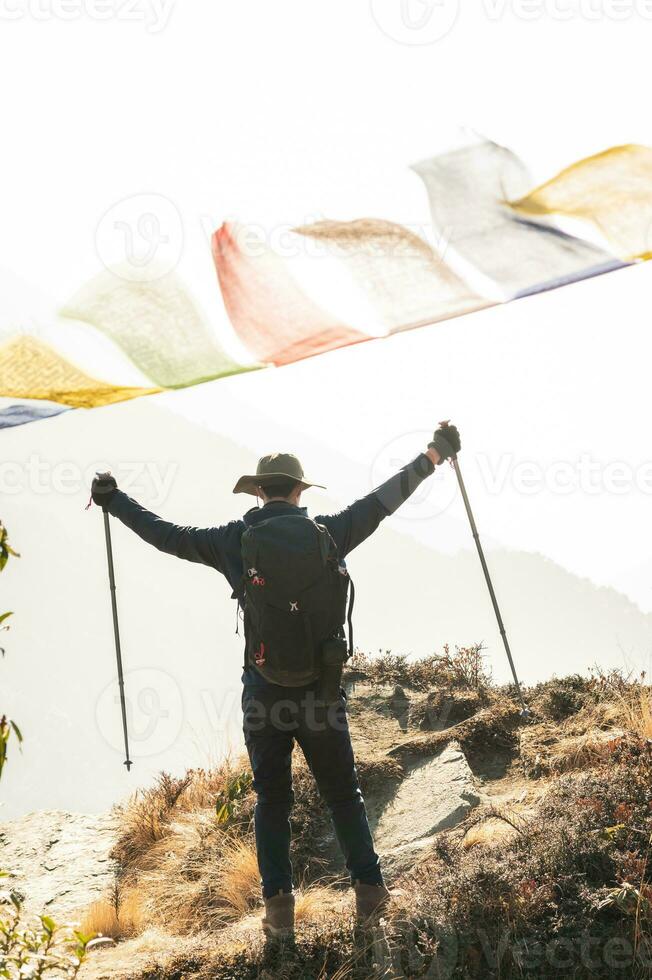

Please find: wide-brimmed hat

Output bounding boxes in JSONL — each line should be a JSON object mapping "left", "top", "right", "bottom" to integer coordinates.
{"left": 232, "top": 452, "right": 326, "bottom": 496}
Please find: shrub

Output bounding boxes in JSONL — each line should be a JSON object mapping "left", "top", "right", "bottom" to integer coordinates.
{"left": 389, "top": 745, "right": 652, "bottom": 979}
{"left": 347, "top": 644, "right": 490, "bottom": 691}
{"left": 78, "top": 656, "right": 652, "bottom": 978}
{"left": 530, "top": 673, "right": 595, "bottom": 721}
{"left": 79, "top": 876, "right": 143, "bottom": 941}
{"left": 0, "top": 882, "right": 97, "bottom": 978}
{"left": 215, "top": 770, "right": 253, "bottom": 825}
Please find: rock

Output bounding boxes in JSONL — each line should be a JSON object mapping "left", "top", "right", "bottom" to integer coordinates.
{"left": 370, "top": 741, "right": 480, "bottom": 874}
{"left": 389, "top": 685, "right": 410, "bottom": 731}
{"left": 0, "top": 810, "right": 117, "bottom": 920}
{"left": 0, "top": 745, "right": 480, "bottom": 932}
{"left": 87, "top": 936, "right": 117, "bottom": 951}
{"left": 416, "top": 690, "right": 484, "bottom": 732}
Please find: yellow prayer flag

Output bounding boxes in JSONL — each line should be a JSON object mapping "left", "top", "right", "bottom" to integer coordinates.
{"left": 510, "top": 144, "right": 652, "bottom": 261}
{"left": 0, "top": 335, "right": 160, "bottom": 409}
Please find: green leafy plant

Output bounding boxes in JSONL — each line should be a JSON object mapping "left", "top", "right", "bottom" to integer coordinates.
{"left": 0, "top": 880, "right": 96, "bottom": 978}
{"left": 215, "top": 770, "right": 253, "bottom": 825}
{"left": 598, "top": 881, "right": 650, "bottom": 916}
{"left": 0, "top": 718, "right": 22, "bottom": 784}
{"left": 0, "top": 522, "right": 21, "bottom": 781}
{"left": 0, "top": 522, "right": 19, "bottom": 573}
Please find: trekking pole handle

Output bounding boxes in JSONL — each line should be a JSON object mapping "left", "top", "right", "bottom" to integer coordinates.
{"left": 95, "top": 471, "right": 117, "bottom": 512}
{"left": 438, "top": 419, "right": 458, "bottom": 462}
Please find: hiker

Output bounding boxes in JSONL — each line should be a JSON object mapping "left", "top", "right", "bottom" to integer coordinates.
{"left": 91, "top": 423, "right": 460, "bottom": 937}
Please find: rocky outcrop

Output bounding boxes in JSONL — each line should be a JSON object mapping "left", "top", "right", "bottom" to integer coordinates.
{"left": 369, "top": 741, "right": 481, "bottom": 874}
{"left": 0, "top": 810, "right": 117, "bottom": 920}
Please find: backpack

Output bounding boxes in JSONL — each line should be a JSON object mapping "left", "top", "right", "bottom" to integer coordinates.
{"left": 238, "top": 513, "right": 353, "bottom": 686}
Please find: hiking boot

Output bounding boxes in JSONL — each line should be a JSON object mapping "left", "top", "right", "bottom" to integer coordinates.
{"left": 262, "top": 891, "right": 295, "bottom": 938}
{"left": 354, "top": 882, "right": 391, "bottom": 924}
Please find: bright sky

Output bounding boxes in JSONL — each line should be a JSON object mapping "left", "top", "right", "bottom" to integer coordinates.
{"left": 2, "top": 3, "right": 652, "bottom": 816}
{"left": 2, "top": 0, "right": 652, "bottom": 313}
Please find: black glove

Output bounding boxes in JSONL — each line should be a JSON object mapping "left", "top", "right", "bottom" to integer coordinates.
{"left": 428, "top": 422, "right": 460, "bottom": 463}
{"left": 91, "top": 472, "right": 118, "bottom": 509}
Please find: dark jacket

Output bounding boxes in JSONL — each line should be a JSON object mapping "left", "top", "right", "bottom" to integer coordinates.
{"left": 107, "top": 453, "right": 435, "bottom": 683}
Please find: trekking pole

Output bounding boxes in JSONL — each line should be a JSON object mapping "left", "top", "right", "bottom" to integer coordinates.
{"left": 101, "top": 507, "right": 133, "bottom": 770}
{"left": 442, "top": 423, "right": 530, "bottom": 717}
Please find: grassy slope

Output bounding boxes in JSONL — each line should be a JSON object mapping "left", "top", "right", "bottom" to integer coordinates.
{"left": 80, "top": 650, "right": 652, "bottom": 980}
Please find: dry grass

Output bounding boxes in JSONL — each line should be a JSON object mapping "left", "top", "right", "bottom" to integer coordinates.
{"left": 131, "top": 822, "right": 261, "bottom": 934}
{"left": 386, "top": 747, "right": 652, "bottom": 980}
{"left": 75, "top": 658, "right": 652, "bottom": 979}
{"left": 80, "top": 888, "right": 144, "bottom": 940}
{"left": 295, "top": 886, "right": 346, "bottom": 925}
{"left": 582, "top": 668, "right": 652, "bottom": 740}
{"left": 462, "top": 806, "right": 528, "bottom": 850}
{"left": 110, "top": 772, "right": 193, "bottom": 873}
{"left": 175, "top": 765, "right": 242, "bottom": 812}
{"left": 388, "top": 696, "right": 521, "bottom": 763}
{"left": 111, "top": 758, "right": 251, "bottom": 874}
{"left": 462, "top": 818, "right": 519, "bottom": 850}
{"left": 203, "top": 837, "right": 260, "bottom": 921}
{"left": 618, "top": 686, "right": 652, "bottom": 740}
{"left": 521, "top": 723, "right": 625, "bottom": 776}
{"left": 549, "top": 727, "right": 624, "bottom": 770}
{"left": 347, "top": 644, "right": 491, "bottom": 692}
{"left": 521, "top": 685, "right": 651, "bottom": 776}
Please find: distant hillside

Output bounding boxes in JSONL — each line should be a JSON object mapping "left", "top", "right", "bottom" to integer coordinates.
{"left": 3, "top": 396, "right": 652, "bottom": 819}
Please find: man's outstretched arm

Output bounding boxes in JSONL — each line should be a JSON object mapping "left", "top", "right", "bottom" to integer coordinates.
{"left": 90, "top": 475, "right": 229, "bottom": 572}
{"left": 319, "top": 423, "right": 460, "bottom": 558}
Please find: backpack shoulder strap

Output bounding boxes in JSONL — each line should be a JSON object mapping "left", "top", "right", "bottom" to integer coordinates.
{"left": 346, "top": 575, "right": 355, "bottom": 658}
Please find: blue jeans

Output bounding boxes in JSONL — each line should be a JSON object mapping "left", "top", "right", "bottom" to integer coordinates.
{"left": 242, "top": 682, "right": 383, "bottom": 898}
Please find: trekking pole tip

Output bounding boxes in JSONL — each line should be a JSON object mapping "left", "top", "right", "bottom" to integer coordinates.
{"left": 124, "top": 759, "right": 133, "bottom": 772}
